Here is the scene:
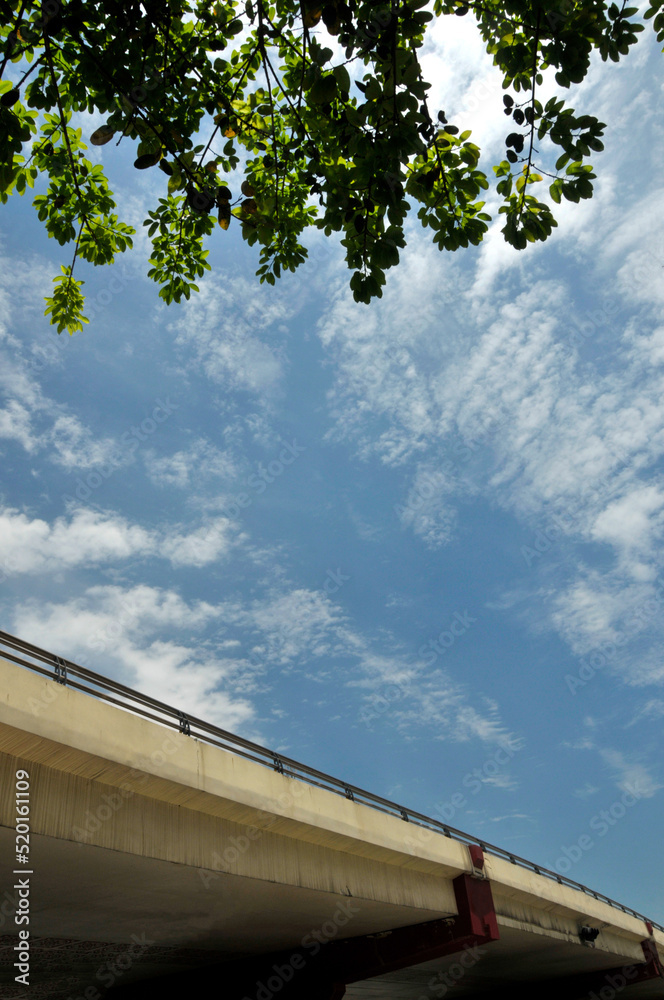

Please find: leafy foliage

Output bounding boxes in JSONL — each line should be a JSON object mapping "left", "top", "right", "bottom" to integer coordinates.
{"left": 0, "top": 0, "right": 658, "bottom": 331}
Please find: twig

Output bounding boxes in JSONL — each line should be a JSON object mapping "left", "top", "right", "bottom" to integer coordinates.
{"left": 515, "top": 8, "right": 541, "bottom": 225}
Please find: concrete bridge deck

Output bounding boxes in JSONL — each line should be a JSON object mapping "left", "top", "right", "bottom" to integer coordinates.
{"left": 0, "top": 640, "right": 662, "bottom": 1000}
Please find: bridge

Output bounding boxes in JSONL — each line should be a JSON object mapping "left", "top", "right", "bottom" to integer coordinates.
{"left": 0, "top": 629, "right": 662, "bottom": 1000}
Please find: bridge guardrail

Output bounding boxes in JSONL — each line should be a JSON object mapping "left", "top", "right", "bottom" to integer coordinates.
{"left": 0, "top": 627, "right": 661, "bottom": 932}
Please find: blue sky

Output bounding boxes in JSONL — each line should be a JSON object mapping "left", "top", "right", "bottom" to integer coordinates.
{"left": 2, "top": 14, "right": 664, "bottom": 921}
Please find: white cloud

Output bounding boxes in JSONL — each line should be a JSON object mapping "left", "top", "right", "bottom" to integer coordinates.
{"left": 144, "top": 438, "right": 238, "bottom": 488}
{"left": 573, "top": 783, "right": 600, "bottom": 799}
{"left": 600, "top": 748, "right": 661, "bottom": 799}
{"left": 12, "top": 587, "right": 257, "bottom": 732}
{"left": 627, "top": 699, "right": 664, "bottom": 726}
{"left": 396, "top": 463, "right": 458, "bottom": 548}
{"left": 0, "top": 339, "right": 127, "bottom": 473}
{"left": 225, "top": 587, "right": 349, "bottom": 667}
{"left": 550, "top": 570, "right": 664, "bottom": 686}
{"left": 0, "top": 507, "right": 154, "bottom": 573}
{"left": 490, "top": 813, "right": 533, "bottom": 823}
{"left": 10, "top": 578, "right": 516, "bottom": 748}
{"left": 0, "top": 357, "right": 45, "bottom": 454}
{"left": 0, "top": 399, "right": 35, "bottom": 453}
{"left": 563, "top": 737, "right": 595, "bottom": 751}
{"left": 0, "top": 506, "right": 239, "bottom": 574}
{"left": 552, "top": 574, "right": 629, "bottom": 654}
{"left": 344, "top": 503, "right": 383, "bottom": 543}
{"left": 48, "top": 413, "right": 128, "bottom": 472}
{"left": 591, "top": 485, "right": 664, "bottom": 567}
{"left": 191, "top": 582, "right": 518, "bottom": 751}
{"left": 0, "top": 252, "right": 56, "bottom": 329}
{"left": 452, "top": 704, "right": 510, "bottom": 743}
{"left": 160, "top": 518, "right": 241, "bottom": 568}
{"left": 480, "top": 773, "right": 518, "bottom": 791}
{"left": 170, "top": 279, "right": 289, "bottom": 400}
{"left": 319, "top": 245, "right": 450, "bottom": 465}
{"left": 312, "top": 42, "right": 664, "bottom": 675}
{"left": 352, "top": 649, "right": 515, "bottom": 748}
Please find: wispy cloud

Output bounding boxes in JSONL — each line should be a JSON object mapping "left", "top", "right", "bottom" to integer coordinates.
{"left": 0, "top": 336, "right": 130, "bottom": 473}
{"left": 170, "top": 278, "right": 292, "bottom": 403}
{"left": 600, "top": 748, "right": 661, "bottom": 799}
{"left": 144, "top": 437, "right": 239, "bottom": 488}
{"left": 626, "top": 699, "right": 664, "bottom": 727}
{"left": 573, "top": 783, "right": 600, "bottom": 800}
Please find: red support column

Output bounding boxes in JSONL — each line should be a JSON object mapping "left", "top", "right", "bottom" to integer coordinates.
{"left": 313, "top": 851, "right": 500, "bottom": 984}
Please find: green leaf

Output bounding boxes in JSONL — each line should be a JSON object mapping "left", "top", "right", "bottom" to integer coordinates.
{"left": 333, "top": 65, "right": 351, "bottom": 94}
{"left": 0, "top": 0, "right": 642, "bottom": 325}
{"left": 309, "top": 75, "right": 337, "bottom": 104}
{"left": 43, "top": 268, "right": 89, "bottom": 335}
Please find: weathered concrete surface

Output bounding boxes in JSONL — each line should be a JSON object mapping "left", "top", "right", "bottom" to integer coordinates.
{"left": 0, "top": 656, "right": 662, "bottom": 999}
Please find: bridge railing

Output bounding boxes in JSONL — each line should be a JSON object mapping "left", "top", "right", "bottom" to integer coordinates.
{"left": 1, "top": 627, "right": 661, "bottom": 932}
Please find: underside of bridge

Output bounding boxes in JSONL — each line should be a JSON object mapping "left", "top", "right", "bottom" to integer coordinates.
{"left": 0, "top": 826, "right": 662, "bottom": 1000}
{"left": 0, "top": 825, "right": 662, "bottom": 1000}
{"left": 0, "top": 653, "right": 662, "bottom": 1000}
